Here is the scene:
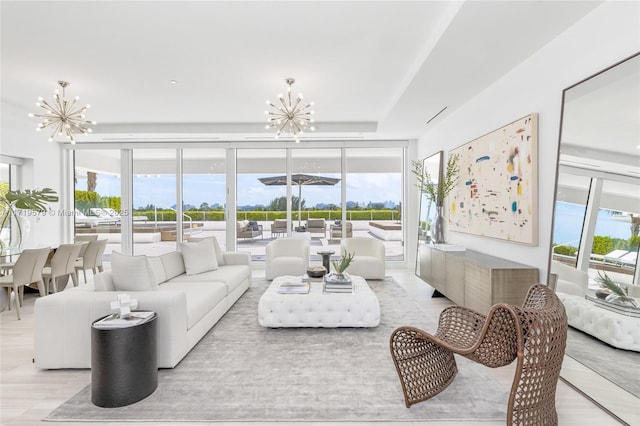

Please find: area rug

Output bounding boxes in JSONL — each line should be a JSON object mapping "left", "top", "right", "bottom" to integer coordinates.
{"left": 45, "top": 278, "right": 509, "bottom": 422}
{"left": 565, "top": 327, "right": 640, "bottom": 398}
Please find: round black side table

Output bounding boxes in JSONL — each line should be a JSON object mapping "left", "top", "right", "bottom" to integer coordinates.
{"left": 317, "top": 250, "right": 335, "bottom": 272}
{"left": 91, "top": 312, "right": 158, "bottom": 407}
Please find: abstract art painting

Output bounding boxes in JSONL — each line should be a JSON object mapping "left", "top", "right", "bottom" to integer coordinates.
{"left": 448, "top": 113, "right": 538, "bottom": 245}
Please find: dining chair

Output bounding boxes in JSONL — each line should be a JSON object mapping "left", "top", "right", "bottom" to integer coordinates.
{"left": 75, "top": 234, "right": 99, "bottom": 258}
{"left": 42, "top": 243, "right": 82, "bottom": 293}
{"left": 74, "top": 239, "right": 107, "bottom": 283}
{"left": 0, "top": 247, "right": 50, "bottom": 319}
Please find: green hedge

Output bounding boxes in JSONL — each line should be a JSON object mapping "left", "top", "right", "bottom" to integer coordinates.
{"left": 132, "top": 209, "right": 400, "bottom": 222}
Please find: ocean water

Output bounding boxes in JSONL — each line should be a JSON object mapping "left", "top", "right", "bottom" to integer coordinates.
{"left": 553, "top": 202, "right": 636, "bottom": 245}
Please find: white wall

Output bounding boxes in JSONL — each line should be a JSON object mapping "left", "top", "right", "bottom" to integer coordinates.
{"left": 416, "top": 1, "right": 640, "bottom": 280}
{"left": 1, "top": 102, "right": 65, "bottom": 247}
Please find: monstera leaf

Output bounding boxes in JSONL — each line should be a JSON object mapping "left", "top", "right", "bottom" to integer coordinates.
{"left": 1, "top": 187, "right": 58, "bottom": 249}
{"left": 4, "top": 188, "right": 58, "bottom": 212}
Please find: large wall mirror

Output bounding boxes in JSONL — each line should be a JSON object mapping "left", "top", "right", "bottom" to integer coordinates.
{"left": 415, "top": 151, "right": 442, "bottom": 277}
{"left": 551, "top": 52, "right": 639, "bottom": 424}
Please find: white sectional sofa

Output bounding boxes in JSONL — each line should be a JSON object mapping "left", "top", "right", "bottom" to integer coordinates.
{"left": 34, "top": 238, "right": 251, "bottom": 369}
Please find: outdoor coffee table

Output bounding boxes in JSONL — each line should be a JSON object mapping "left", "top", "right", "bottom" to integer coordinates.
{"left": 258, "top": 275, "right": 380, "bottom": 328}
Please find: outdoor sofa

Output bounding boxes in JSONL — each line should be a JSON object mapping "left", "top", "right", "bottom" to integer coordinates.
{"left": 305, "top": 218, "right": 327, "bottom": 237}
{"left": 34, "top": 237, "right": 251, "bottom": 369}
{"left": 237, "top": 220, "right": 263, "bottom": 240}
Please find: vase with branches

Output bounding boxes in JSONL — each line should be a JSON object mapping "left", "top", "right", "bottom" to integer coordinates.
{"left": 411, "top": 154, "right": 460, "bottom": 243}
{"left": 0, "top": 187, "right": 58, "bottom": 249}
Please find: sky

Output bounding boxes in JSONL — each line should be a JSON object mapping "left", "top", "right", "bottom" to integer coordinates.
{"left": 91, "top": 173, "right": 402, "bottom": 209}
{"left": 552, "top": 201, "right": 636, "bottom": 244}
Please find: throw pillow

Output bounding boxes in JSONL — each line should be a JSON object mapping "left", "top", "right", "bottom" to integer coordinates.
{"left": 188, "top": 236, "right": 225, "bottom": 266}
{"left": 180, "top": 238, "right": 219, "bottom": 275}
{"left": 110, "top": 251, "right": 158, "bottom": 292}
{"left": 147, "top": 256, "right": 167, "bottom": 285}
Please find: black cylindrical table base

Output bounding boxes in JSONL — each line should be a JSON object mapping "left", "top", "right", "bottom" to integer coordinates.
{"left": 91, "top": 313, "right": 158, "bottom": 407}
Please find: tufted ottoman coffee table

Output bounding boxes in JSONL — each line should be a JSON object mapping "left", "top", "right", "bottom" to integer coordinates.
{"left": 558, "top": 293, "right": 640, "bottom": 351}
{"left": 258, "top": 275, "right": 380, "bottom": 328}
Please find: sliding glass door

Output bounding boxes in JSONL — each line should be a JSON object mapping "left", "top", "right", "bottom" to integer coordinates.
{"left": 132, "top": 149, "right": 177, "bottom": 256}
{"left": 70, "top": 142, "right": 408, "bottom": 263}
{"left": 74, "top": 149, "right": 121, "bottom": 261}
{"left": 182, "top": 149, "right": 227, "bottom": 249}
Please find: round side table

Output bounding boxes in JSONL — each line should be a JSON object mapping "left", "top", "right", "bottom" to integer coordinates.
{"left": 316, "top": 250, "right": 335, "bottom": 273}
{"left": 91, "top": 312, "right": 158, "bottom": 407}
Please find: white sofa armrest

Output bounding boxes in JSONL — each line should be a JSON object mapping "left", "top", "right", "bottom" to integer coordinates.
{"left": 223, "top": 251, "right": 251, "bottom": 266}
{"left": 35, "top": 284, "right": 189, "bottom": 369}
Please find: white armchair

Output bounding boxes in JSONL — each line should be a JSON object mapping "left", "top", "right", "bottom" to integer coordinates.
{"left": 340, "top": 237, "right": 385, "bottom": 280}
{"left": 550, "top": 260, "right": 589, "bottom": 296}
{"left": 265, "top": 238, "right": 309, "bottom": 280}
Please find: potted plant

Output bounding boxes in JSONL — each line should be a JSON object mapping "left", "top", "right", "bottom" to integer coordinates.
{"left": 595, "top": 271, "right": 638, "bottom": 308}
{"left": 0, "top": 187, "right": 58, "bottom": 249}
{"left": 411, "top": 154, "right": 460, "bottom": 243}
{"left": 331, "top": 251, "right": 355, "bottom": 280}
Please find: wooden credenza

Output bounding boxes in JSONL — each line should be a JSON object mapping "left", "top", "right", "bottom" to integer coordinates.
{"left": 417, "top": 244, "right": 539, "bottom": 314}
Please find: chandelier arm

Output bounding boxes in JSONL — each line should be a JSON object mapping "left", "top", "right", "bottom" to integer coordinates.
{"left": 68, "top": 106, "right": 88, "bottom": 118}
{"left": 66, "top": 97, "right": 81, "bottom": 116}
{"left": 38, "top": 98, "right": 57, "bottom": 113}
{"left": 52, "top": 120, "right": 64, "bottom": 137}
{"left": 278, "top": 97, "right": 291, "bottom": 115}
{"left": 290, "top": 96, "right": 303, "bottom": 113}
{"left": 267, "top": 110, "right": 288, "bottom": 119}
{"left": 55, "top": 94, "right": 64, "bottom": 114}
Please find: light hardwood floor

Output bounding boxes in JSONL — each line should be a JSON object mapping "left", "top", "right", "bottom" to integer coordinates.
{"left": 0, "top": 267, "right": 622, "bottom": 425}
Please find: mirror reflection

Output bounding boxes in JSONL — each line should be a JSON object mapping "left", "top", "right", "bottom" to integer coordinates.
{"left": 551, "top": 53, "right": 640, "bottom": 418}
{"left": 415, "top": 151, "right": 442, "bottom": 277}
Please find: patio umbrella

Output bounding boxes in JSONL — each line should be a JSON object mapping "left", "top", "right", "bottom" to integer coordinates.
{"left": 258, "top": 173, "right": 341, "bottom": 226}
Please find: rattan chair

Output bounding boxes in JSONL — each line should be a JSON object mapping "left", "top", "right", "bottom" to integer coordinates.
{"left": 390, "top": 284, "right": 567, "bottom": 426}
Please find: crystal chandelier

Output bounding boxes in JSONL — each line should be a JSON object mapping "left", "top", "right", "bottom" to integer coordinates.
{"left": 265, "top": 78, "right": 315, "bottom": 143}
{"left": 29, "top": 81, "right": 96, "bottom": 144}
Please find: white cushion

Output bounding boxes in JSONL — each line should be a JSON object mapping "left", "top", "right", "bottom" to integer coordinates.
{"left": 94, "top": 272, "right": 116, "bottom": 291}
{"left": 166, "top": 265, "right": 250, "bottom": 294}
{"left": 180, "top": 238, "right": 219, "bottom": 275}
{"left": 159, "top": 281, "right": 227, "bottom": 329}
{"left": 188, "top": 236, "right": 225, "bottom": 266}
{"left": 147, "top": 256, "right": 167, "bottom": 285}
{"left": 110, "top": 252, "right": 158, "bottom": 292}
{"left": 160, "top": 251, "right": 186, "bottom": 280}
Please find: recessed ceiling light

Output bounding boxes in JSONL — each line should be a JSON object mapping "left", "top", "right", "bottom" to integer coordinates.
{"left": 170, "top": 80, "right": 178, "bottom": 84}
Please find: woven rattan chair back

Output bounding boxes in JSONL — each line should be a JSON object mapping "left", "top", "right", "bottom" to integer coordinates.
{"left": 390, "top": 284, "right": 567, "bottom": 426}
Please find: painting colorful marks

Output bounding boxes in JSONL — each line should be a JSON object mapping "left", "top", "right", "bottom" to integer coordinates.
{"left": 448, "top": 113, "right": 538, "bottom": 245}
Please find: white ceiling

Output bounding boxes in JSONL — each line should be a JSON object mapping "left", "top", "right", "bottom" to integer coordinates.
{"left": 1, "top": 1, "right": 602, "bottom": 143}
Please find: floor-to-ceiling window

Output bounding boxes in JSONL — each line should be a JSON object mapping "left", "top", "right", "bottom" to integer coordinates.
{"left": 553, "top": 169, "right": 639, "bottom": 287}
{"left": 552, "top": 172, "right": 591, "bottom": 266}
{"left": 69, "top": 141, "right": 408, "bottom": 263}
{"left": 182, "top": 149, "right": 227, "bottom": 249}
{"left": 132, "top": 149, "right": 177, "bottom": 256}
{"left": 0, "top": 163, "right": 11, "bottom": 246}
{"left": 237, "top": 148, "right": 286, "bottom": 260}
{"left": 292, "top": 148, "right": 342, "bottom": 258}
{"left": 74, "top": 150, "right": 121, "bottom": 261}
{"left": 346, "top": 147, "right": 403, "bottom": 260}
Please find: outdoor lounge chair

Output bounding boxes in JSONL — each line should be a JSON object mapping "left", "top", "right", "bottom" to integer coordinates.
{"left": 89, "top": 208, "right": 119, "bottom": 225}
{"left": 237, "top": 220, "right": 263, "bottom": 240}
{"left": 270, "top": 219, "right": 288, "bottom": 238}
{"left": 305, "top": 218, "right": 327, "bottom": 237}
{"left": 390, "top": 284, "right": 567, "bottom": 426}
